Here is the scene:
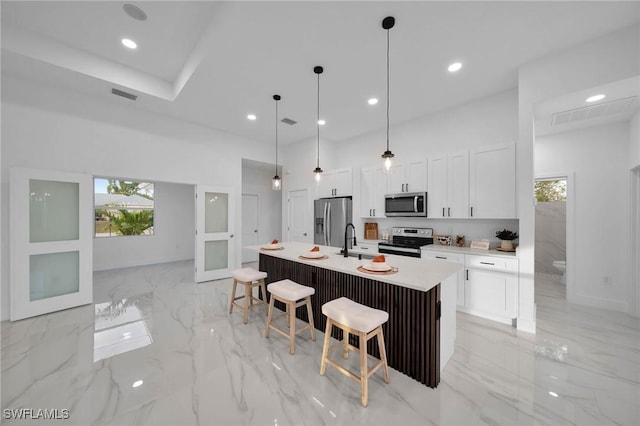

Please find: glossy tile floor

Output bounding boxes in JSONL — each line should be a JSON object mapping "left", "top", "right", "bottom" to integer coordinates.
{"left": 2, "top": 261, "right": 639, "bottom": 425}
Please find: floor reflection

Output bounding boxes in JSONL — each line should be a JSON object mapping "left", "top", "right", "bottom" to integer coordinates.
{"left": 93, "top": 294, "right": 153, "bottom": 362}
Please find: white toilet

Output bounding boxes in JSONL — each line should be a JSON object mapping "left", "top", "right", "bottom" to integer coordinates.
{"left": 552, "top": 260, "right": 566, "bottom": 284}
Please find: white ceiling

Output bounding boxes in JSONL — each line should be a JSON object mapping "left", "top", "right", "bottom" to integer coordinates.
{"left": 2, "top": 1, "right": 640, "bottom": 146}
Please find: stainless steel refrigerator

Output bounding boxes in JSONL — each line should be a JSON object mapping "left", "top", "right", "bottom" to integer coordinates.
{"left": 314, "top": 197, "right": 353, "bottom": 248}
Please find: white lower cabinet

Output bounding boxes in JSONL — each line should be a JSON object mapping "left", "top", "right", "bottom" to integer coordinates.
{"left": 422, "top": 250, "right": 465, "bottom": 307}
{"left": 463, "top": 254, "right": 518, "bottom": 325}
{"left": 423, "top": 250, "right": 518, "bottom": 326}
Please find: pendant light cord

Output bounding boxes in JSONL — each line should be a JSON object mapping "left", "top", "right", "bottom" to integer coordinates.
{"left": 275, "top": 99, "right": 278, "bottom": 175}
{"left": 386, "top": 28, "right": 390, "bottom": 151}
{"left": 317, "top": 72, "right": 320, "bottom": 169}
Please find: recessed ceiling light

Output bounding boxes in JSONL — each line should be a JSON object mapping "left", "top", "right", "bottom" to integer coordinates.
{"left": 368, "top": 98, "right": 378, "bottom": 105}
{"left": 121, "top": 38, "right": 137, "bottom": 49}
{"left": 132, "top": 380, "right": 144, "bottom": 388}
{"left": 123, "top": 4, "right": 148, "bottom": 21}
{"left": 448, "top": 62, "right": 462, "bottom": 73}
{"left": 247, "top": 114, "right": 257, "bottom": 121}
{"left": 586, "top": 94, "right": 605, "bottom": 103}
{"left": 317, "top": 119, "right": 326, "bottom": 126}
{"left": 548, "top": 391, "right": 559, "bottom": 398}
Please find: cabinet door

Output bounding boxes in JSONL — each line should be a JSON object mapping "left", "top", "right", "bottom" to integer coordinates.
{"left": 406, "top": 160, "right": 427, "bottom": 193}
{"left": 316, "top": 171, "right": 334, "bottom": 198}
{"left": 360, "top": 168, "right": 374, "bottom": 217}
{"left": 333, "top": 168, "right": 353, "bottom": 196}
{"left": 447, "top": 150, "right": 469, "bottom": 218}
{"left": 422, "top": 251, "right": 465, "bottom": 306}
{"left": 465, "top": 269, "right": 517, "bottom": 319}
{"left": 372, "top": 167, "right": 386, "bottom": 217}
{"left": 469, "top": 144, "right": 516, "bottom": 218}
{"left": 386, "top": 163, "right": 406, "bottom": 193}
{"left": 427, "top": 154, "right": 447, "bottom": 218}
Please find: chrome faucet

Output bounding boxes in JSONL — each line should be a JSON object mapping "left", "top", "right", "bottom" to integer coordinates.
{"left": 343, "top": 223, "right": 357, "bottom": 257}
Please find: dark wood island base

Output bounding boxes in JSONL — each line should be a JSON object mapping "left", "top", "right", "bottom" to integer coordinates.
{"left": 260, "top": 254, "right": 441, "bottom": 388}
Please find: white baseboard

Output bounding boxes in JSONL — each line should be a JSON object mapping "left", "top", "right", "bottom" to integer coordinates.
{"left": 573, "top": 293, "right": 629, "bottom": 313}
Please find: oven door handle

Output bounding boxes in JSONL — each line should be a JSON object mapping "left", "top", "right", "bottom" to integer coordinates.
{"left": 379, "top": 245, "right": 421, "bottom": 254}
{"left": 414, "top": 196, "right": 418, "bottom": 213}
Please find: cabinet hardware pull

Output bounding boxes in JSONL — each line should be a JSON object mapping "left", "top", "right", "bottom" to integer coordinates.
{"left": 436, "top": 256, "right": 446, "bottom": 259}
{"left": 406, "top": 183, "right": 409, "bottom": 192}
{"left": 480, "top": 262, "right": 495, "bottom": 265}
{"left": 442, "top": 207, "right": 445, "bottom": 217}
{"left": 369, "top": 209, "right": 372, "bottom": 216}
{"left": 373, "top": 209, "right": 375, "bottom": 216}
{"left": 470, "top": 206, "right": 473, "bottom": 217}
{"left": 466, "top": 269, "right": 469, "bottom": 280}
{"left": 448, "top": 207, "right": 451, "bottom": 217}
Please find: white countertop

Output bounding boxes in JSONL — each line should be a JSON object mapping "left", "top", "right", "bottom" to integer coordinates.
{"left": 250, "top": 242, "right": 461, "bottom": 293}
{"left": 421, "top": 244, "right": 518, "bottom": 259}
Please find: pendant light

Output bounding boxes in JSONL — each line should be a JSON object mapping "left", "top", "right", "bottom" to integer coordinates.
{"left": 313, "top": 66, "right": 324, "bottom": 182}
{"left": 381, "top": 16, "right": 395, "bottom": 172}
{"left": 272, "top": 94, "right": 282, "bottom": 191}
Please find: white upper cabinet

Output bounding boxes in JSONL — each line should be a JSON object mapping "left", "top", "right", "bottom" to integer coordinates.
{"left": 387, "top": 160, "right": 427, "bottom": 194}
{"left": 427, "top": 151, "right": 469, "bottom": 218}
{"left": 360, "top": 167, "right": 386, "bottom": 218}
{"left": 317, "top": 168, "right": 353, "bottom": 198}
{"left": 469, "top": 143, "right": 516, "bottom": 218}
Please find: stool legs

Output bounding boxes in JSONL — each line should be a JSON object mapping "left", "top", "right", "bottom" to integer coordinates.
{"left": 376, "top": 327, "right": 390, "bottom": 383}
{"left": 265, "top": 295, "right": 315, "bottom": 355}
{"left": 306, "top": 297, "right": 316, "bottom": 342}
{"left": 229, "top": 279, "right": 238, "bottom": 314}
{"left": 359, "top": 331, "right": 368, "bottom": 407}
{"left": 243, "top": 282, "right": 251, "bottom": 324}
{"left": 265, "top": 296, "right": 275, "bottom": 338}
{"left": 259, "top": 279, "right": 268, "bottom": 315}
{"left": 319, "top": 318, "right": 332, "bottom": 376}
{"left": 230, "top": 278, "right": 267, "bottom": 324}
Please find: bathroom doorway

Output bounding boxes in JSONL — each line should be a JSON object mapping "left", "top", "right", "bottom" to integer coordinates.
{"left": 535, "top": 174, "right": 572, "bottom": 301}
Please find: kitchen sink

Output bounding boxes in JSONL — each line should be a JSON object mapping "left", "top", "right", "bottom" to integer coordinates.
{"left": 336, "top": 251, "right": 376, "bottom": 260}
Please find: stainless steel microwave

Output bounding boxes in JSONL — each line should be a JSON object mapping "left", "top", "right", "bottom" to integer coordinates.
{"left": 384, "top": 192, "right": 427, "bottom": 217}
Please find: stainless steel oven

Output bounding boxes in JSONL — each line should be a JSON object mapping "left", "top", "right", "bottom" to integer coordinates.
{"left": 378, "top": 227, "right": 433, "bottom": 258}
{"left": 384, "top": 192, "right": 427, "bottom": 217}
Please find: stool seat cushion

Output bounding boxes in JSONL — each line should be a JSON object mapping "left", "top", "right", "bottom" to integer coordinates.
{"left": 232, "top": 267, "right": 267, "bottom": 282}
{"left": 322, "top": 297, "right": 389, "bottom": 333}
{"left": 268, "top": 279, "right": 315, "bottom": 301}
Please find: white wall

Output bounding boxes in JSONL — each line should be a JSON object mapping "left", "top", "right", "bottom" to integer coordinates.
{"left": 94, "top": 181, "right": 195, "bottom": 271}
{"left": 241, "top": 160, "right": 282, "bottom": 253}
{"left": 519, "top": 24, "right": 640, "bottom": 332}
{"left": 1, "top": 75, "right": 273, "bottom": 320}
{"left": 536, "top": 122, "right": 630, "bottom": 312}
{"left": 631, "top": 112, "right": 640, "bottom": 168}
{"left": 535, "top": 201, "right": 566, "bottom": 275}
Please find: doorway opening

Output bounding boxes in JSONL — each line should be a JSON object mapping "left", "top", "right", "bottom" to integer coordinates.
{"left": 535, "top": 175, "right": 572, "bottom": 301}
{"left": 631, "top": 166, "right": 640, "bottom": 316}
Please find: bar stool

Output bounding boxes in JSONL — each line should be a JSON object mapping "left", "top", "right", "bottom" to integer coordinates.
{"left": 319, "top": 297, "right": 390, "bottom": 407}
{"left": 265, "top": 279, "right": 316, "bottom": 354}
{"left": 229, "top": 267, "right": 268, "bottom": 324}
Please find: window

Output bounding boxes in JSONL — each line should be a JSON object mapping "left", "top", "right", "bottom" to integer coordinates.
{"left": 94, "top": 178, "right": 154, "bottom": 237}
{"left": 535, "top": 179, "right": 567, "bottom": 202}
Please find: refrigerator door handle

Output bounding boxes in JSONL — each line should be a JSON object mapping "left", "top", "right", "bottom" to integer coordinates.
{"left": 327, "top": 202, "right": 332, "bottom": 246}
{"left": 323, "top": 202, "right": 328, "bottom": 246}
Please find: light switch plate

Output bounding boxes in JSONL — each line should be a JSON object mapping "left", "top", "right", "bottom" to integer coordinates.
{"left": 470, "top": 240, "right": 490, "bottom": 250}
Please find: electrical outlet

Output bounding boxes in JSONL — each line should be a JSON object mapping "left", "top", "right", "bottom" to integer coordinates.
{"left": 602, "top": 276, "right": 612, "bottom": 286}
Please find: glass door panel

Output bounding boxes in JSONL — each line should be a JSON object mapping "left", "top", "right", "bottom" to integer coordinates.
{"left": 11, "top": 168, "right": 93, "bottom": 321}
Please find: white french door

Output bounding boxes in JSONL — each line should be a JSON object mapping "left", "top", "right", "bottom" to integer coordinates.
{"left": 195, "top": 185, "right": 235, "bottom": 282}
{"left": 10, "top": 168, "right": 93, "bottom": 321}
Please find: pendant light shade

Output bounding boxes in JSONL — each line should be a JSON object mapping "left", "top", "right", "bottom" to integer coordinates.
{"left": 272, "top": 94, "right": 282, "bottom": 191}
{"left": 381, "top": 16, "right": 395, "bottom": 172}
{"left": 313, "top": 65, "right": 324, "bottom": 182}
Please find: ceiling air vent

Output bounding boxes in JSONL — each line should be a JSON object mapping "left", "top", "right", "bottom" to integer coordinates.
{"left": 281, "top": 118, "right": 297, "bottom": 125}
{"left": 551, "top": 96, "right": 638, "bottom": 127}
{"left": 111, "top": 88, "right": 138, "bottom": 101}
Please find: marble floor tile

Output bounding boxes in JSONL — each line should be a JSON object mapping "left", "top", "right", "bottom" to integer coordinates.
{"left": 2, "top": 260, "right": 639, "bottom": 425}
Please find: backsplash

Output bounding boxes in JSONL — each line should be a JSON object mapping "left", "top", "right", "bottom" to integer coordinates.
{"left": 359, "top": 217, "right": 519, "bottom": 249}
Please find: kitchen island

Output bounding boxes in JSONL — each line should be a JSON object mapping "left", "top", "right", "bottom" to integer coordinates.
{"left": 253, "top": 242, "right": 460, "bottom": 388}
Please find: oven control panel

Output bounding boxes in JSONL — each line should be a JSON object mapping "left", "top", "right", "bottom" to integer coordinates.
{"left": 392, "top": 227, "right": 433, "bottom": 237}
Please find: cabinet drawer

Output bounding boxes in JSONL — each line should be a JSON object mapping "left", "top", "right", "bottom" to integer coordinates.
{"left": 422, "top": 251, "right": 464, "bottom": 264}
{"left": 465, "top": 255, "right": 517, "bottom": 273}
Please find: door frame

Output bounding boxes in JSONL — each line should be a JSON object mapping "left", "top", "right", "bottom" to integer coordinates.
{"left": 241, "top": 193, "right": 259, "bottom": 264}
{"left": 535, "top": 172, "right": 574, "bottom": 302}
{"left": 630, "top": 166, "right": 640, "bottom": 316}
